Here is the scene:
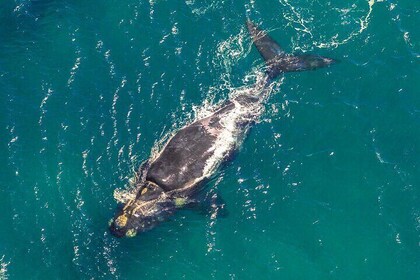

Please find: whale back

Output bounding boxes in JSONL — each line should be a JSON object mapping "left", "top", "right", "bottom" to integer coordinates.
{"left": 146, "top": 102, "right": 236, "bottom": 192}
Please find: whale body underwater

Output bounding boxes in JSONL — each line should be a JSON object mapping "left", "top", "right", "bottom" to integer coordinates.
{"left": 109, "top": 21, "right": 337, "bottom": 238}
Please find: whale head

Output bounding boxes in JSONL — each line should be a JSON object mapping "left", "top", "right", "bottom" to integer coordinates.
{"left": 109, "top": 182, "right": 175, "bottom": 238}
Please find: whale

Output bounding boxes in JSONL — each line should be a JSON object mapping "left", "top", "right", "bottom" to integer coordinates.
{"left": 109, "top": 21, "right": 337, "bottom": 237}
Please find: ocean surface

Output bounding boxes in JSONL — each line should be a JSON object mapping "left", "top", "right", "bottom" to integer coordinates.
{"left": 0, "top": 0, "right": 419, "bottom": 279}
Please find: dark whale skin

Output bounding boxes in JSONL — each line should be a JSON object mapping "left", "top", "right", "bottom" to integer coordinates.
{"left": 108, "top": 21, "right": 338, "bottom": 238}
{"left": 146, "top": 101, "right": 236, "bottom": 192}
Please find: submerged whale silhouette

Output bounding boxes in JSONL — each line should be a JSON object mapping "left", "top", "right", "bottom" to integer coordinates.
{"left": 109, "top": 21, "right": 337, "bottom": 238}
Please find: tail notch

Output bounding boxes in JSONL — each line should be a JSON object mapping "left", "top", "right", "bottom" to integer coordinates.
{"left": 246, "top": 20, "right": 338, "bottom": 79}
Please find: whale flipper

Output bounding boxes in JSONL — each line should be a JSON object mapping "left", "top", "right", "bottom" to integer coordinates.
{"left": 177, "top": 191, "right": 229, "bottom": 218}
{"left": 246, "top": 20, "right": 337, "bottom": 79}
{"left": 109, "top": 20, "right": 338, "bottom": 238}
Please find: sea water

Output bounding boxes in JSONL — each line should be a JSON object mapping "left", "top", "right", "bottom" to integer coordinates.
{"left": 0, "top": 0, "right": 418, "bottom": 279}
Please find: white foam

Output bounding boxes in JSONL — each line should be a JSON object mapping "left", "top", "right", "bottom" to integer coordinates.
{"left": 0, "top": 255, "right": 10, "bottom": 280}
{"left": 113, "top": 69, "right": 282, "bottom": 203}
{"left": 114, "top": 24, "right": 284, "bottom": 202}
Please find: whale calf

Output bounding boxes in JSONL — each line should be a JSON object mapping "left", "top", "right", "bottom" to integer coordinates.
{"left": 109, "top": 21, "right": 337, "bottom": 237}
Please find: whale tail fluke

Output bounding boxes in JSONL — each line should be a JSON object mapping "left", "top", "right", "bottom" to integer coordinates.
{"left": 246, "top": 20, "right": 338, "bottom": 79}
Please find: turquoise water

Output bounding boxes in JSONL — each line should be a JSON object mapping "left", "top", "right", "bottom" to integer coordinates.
{"left": 0, "top": 0, "right": 419, "bottom": 279}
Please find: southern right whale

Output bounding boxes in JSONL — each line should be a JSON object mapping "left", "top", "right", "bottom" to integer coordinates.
{"left": 109, "top": 21, "right": 337, "bottom": 238}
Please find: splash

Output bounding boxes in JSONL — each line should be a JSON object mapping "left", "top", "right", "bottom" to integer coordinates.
{"left": 112, "top": 80, "right": 269, "bottom": 204}
{"left": 201, "top": 80, "right": 267, "bottom": 174}
{"left": 317, "top": 0, "right": 377, "bottom": 48}
{"left": 39, "top": 82, "right": 57, "bottom": 131}
{"left": 214, "top": 27, "right": 251, "bottom": 74}
{"left": 279, "top": 0, "right": 378, "bottom": 50}
{"left": 113, "top": 182, "right": 137, "bottom": 204}
{"left": 0, "top": 256, "right": 9, "bottom": 280}
{"left": 185, "top": 0, "right": 221, "bottom": 16}
{"left": 67, "top": 55, "right": 81, "bottom": 88}
{"left": 113, "top": 27, "right": 281, "bottom": 203}
{"left": 202, "top": 100, "right": 255, "bottom": 177}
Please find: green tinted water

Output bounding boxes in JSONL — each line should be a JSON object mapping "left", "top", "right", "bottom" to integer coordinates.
{"left": 0, "top": 0, "right": 419, "bottom": 279}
